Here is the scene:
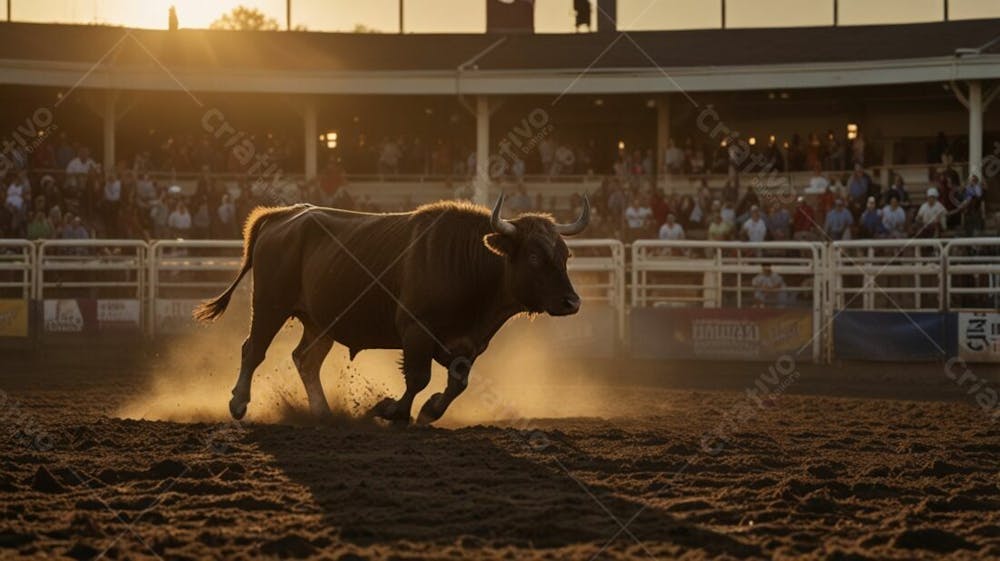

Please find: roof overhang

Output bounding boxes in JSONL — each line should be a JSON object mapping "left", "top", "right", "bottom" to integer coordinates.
{"left": 0, "top": 53, "right": 997, "bottom": 96}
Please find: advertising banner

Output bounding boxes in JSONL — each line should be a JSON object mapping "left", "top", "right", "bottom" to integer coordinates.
{"left": 833, "top": 311, "right": 956, "bottom": 361}
{"left": 0, "top": 299, "right": 29, "bottom": 337}
{"left": 631, "top": 307, "right": 813, "bottom": 361}
{"left": 957, "top": 312, "right": 1000, "bottom": 363}
{"left": 43, "top": 299, "right": 140, "bottom": 333}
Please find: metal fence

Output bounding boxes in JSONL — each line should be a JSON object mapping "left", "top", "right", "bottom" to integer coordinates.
{"left": 2, "top": 237, "right": 999, "bottom": 361}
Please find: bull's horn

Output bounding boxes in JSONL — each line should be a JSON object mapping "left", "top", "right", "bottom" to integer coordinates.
{"left": 491, "top": 193, "right": 517, "bottom": 235}
{"left": 555, "top": 195, "right": 590, "bottom": 236}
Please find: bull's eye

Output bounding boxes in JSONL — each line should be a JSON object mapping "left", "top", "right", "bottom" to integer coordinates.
{"left": 528, "top": 252, "right": 541, "bottom": 267}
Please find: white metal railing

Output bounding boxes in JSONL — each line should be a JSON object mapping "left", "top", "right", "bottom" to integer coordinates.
{"left": 631, "top": 240, "right": 825, "bottom": 361}
{"left": 35, "top": 240, "right": 147, "bottom": 335}
{"left": 0, "top": 240, "right": 33, "bottom": 300}
{"left": 945, "top": 237, "right": 1000, "bottom": 312}
{"left": 828, "top": 239, "right": 946, "bottom": 312}
{"left": 566, "top": 239, "right": 626, "bottom": 341}
{"left": 148, "top": 240, "right": 244, "bottom": 336}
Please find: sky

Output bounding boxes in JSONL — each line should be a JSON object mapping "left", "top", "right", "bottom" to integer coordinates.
{"left": 4, "top": 0, "right": 1000, "bottom": 32}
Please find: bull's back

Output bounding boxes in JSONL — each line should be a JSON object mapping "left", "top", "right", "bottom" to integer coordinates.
{"left": 254, "top": 206, "right": 413, "bottom": 349}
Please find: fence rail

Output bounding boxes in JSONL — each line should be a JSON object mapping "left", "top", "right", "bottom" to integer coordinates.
{"left": 2, "top": 237, "right": 998, "bottom": 361}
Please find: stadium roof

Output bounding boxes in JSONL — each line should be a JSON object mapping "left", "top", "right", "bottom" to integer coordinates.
{"left": 0, "top": 19, "right": 998, "bottom": 95}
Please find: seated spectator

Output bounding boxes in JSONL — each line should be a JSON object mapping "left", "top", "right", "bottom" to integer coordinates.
{"left": 5, "top": 176, "right": 26, "bottom": 211}
{"left": 824, "top": 198, "right": 853, "bottom": 240}
{"left": 752, "top": 264, "right": 786, "bottom": 307}
{"left": 664, "top": 138, "right": 685, "bottom": 174}
{"left": 741, "top": 205, "right": 768, "bottom": 242}
{"left": 135, "top": 174, "right": 157, "bottom": 210}
{"left": 707, "top": 212, "right": 732, "bottom": 241}
{"left": 915, "top": 187, "right": 947, "bottom": 237}
{"left": 60, "top": 215, "right": 90, "bottom": 240}
{"left": 216, "top": 193, "right": 238, "bottom": 238}
{"left": 885, "top": 175, "right": 909, "bottom": 206}
{"left": 26, "top": 211, "right": 53, "bottom": 240}
{"left": 65, "top": 147, "right": 97, "bottom": 190}
{"left": 720, "top": 200, "right": 736, "bottom": 225}
{"left": 859, "top": 196, "right": 887, "bottom": 238}
{"left": 658, "top": 213, "right": 685, "bottom": 240}
{"left": 805, "top": 164, "right": 830, "bottom": 194}
{"left": 881, "top": 196, "right": 907, "bottom": 238}
{"left": 792, "top": 196, "right": 817, "bottom": 240}
{"left": 167, "top": 201, "right": 192, "bottom": 238}
{"left": 765, "top": 202, "right": 791, "bottom": 241}
{"left": 507, "top": 184, "right": 533, "bottom": 215}
{"left": 624, "top": 195, "right": 652, "bottom": 240}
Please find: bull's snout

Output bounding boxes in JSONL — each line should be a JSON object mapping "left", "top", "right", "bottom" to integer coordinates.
{"left": 550, "top": 293, "right": 581, "bottom": 316}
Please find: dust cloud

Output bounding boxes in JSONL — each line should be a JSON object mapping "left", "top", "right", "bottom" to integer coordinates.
{"left": 117, "top": 305, "right": 635, "bottom": 426}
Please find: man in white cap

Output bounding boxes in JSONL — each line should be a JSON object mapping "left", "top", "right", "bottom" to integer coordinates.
{"left": 915, "top": 187, "right": 947, "bottom": 237}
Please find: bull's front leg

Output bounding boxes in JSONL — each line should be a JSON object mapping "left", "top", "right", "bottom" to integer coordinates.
{"left": 416, "top": 354, "right": 473, "bottom": 425}
{"left": 370, "top": 327, "right": 433, "bottom": 426}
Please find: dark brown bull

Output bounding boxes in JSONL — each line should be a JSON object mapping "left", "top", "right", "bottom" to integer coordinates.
{"left": 194, "top": 195, "right": 589, "bottom": 425}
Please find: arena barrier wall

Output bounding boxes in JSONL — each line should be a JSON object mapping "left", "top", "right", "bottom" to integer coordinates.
{"left": 35, "top": 240, "right": 147, "bottom": 338}
{"left": 630, "top": 240, "right": 825, "bottom": 362}
{"left": 0, "top": 240, "right": 33, "bottom": 344}
{"left": 4, "top": 237, "right": 999, "bottom": 362}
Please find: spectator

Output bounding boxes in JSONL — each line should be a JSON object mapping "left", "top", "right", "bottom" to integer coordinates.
{"left": 741, "top": 205, "right": 768, "bottom": 242}
{"left": 915, "top": 188, "right": 947, "bottom": 237}
{"left": 216, "top": 193, "right": 238, "bottom": 238}
{"left": 847, "top": 164, "right": 871, "bottom": 212}
{"left": 792, "top": 196, "right": 817, "bottom": 240}
{"left": 192, "top": 198, "right": 211, "bottom": 238}
{"left": 60, "top": 216, "right": 90, "bottom": 240}
{"left": 5, "top": 175, "right": 26, "bottom": 211}
{"left": 765, "top": 202, "right": 791, "bottom": 241}
{"left": 658, "top": 213, "right": 685, "bottom": 240}
{"left": 26, "top": 211, "right": 52, "bottom": 240}
{"left": 65, "top": 147, "right": 97, "bottom": 189}
{"left": 956, "top": 174, "right": 986, "bottom": 237}
{"left": 507, "top": 184, "right": 533, "bottom": 214}
{"left": 882, "top": 196, "right": 907, "bottom": 238}
{"left": 805, "top": 164, "right": 830, "bottom": 194}
{"left": 707, "top": 212, "right": 732, "bottom": 241}
{"left": 167, "top": 201, "right": 192, "bottom": 238}
{"left": 720, "top": 200, "right": 736, "bottom": 225}
{"left": 103, "top": 172, "right": 122, "bottom": 236}
{"left": 885, "top": 175, "right": 909, "bottom": 205}
{"left": 664, "top": 139, "right": 684, "bottom": 174}
{"left": 624, "top": 195, "right": 652, "bottom": 240}
{"left": 378, "top": 137, "right": 402, "bottom": 175}
{"left": 752, "top": 264, "right": 786, "bottom": 307}
{"left": 859, "top": 196, "right": 886, "bottom": 238}
{"left": 824, "top": 198, "right": 853, "bottom": 240}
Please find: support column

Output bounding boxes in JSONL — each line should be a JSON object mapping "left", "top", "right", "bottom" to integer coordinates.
{"left": 304, "top": 97, "right": 318, "bottom": 181}
{"left": 656, "top": 95, "right": 670, "bottom": 176}
{"left": 880, "top": 140, "right": 894, "bottom": 188}
{"left": 474, "top": 95, "right": 490, "bottom": 206}
{"left": 102, "top": 90, "right": 116, "bottom": 173}
{"left": 968, "top": 80, "right": 983, "bottom": 177}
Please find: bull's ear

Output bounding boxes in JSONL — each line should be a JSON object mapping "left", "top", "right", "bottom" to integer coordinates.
{"left": 483, "top": 233, "right": 514, "bottom": 256}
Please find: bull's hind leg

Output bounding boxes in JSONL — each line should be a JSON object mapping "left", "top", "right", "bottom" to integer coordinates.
{"left": 230, "top": 307, "right": 287, "bottom": 420}
{"left": 291, "top": 323, "right": 335, "bottom": 419}
{"left": 370, "top": 327, "right": 433, "bottom": 426}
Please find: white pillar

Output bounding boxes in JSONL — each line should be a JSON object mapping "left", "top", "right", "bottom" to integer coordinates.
{"left": 474, "top": 95, "right": 490, "bottom": 206}
{"left": 656, "top": 95, "right": 670, "bottom": 175}
{"left": 102, "top": 90, "right": 116, "bottom": 173}
{"left": 304, "top": 98, "right": 318, "bottom": 180}
{"left": 969, "top": 80, "right": 983, "bottom": 178}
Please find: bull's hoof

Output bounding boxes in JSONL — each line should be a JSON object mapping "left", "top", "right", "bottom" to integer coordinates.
{"left": 416, "top": 393, "right": 446, "bottom": 425}
{"left": 369, "top": 397, "right": 411, "bottom": 427}
{"left": 229, "top": 396, "right": 248, "bottom": 420}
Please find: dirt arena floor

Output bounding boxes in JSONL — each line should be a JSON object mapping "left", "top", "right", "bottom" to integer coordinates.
{"left": 2, "top": 335, "right": 1000, "bottom": 560}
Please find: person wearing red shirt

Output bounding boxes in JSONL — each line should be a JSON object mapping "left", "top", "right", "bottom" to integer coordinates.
{"left": 793, "top": 196, "right": 818, "bottom": 240}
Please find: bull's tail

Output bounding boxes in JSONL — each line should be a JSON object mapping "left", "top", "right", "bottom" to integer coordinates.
{"left": 193, "top": 206, "right": 291, "bottom": 322}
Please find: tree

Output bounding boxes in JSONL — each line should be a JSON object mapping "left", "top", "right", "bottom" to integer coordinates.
{"left": 210, "top": 6, "right": 280, "bottom": 31}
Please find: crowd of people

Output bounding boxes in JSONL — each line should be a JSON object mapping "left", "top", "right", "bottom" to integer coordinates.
{"left": 577, "top": 163, "right": 989, "bottom": 243}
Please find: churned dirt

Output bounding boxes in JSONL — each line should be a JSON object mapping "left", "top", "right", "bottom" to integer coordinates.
{"left": 2, "top": 340, "right": 999, "bottom": 560}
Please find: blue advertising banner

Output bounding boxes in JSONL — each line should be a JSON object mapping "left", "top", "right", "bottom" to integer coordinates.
{"left": 833, "top": 311, "right": 957, "bottom": 361}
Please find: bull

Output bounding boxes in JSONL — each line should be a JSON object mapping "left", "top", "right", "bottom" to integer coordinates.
{"left": 194, "top": 195, "right": 589, "bottom": 425}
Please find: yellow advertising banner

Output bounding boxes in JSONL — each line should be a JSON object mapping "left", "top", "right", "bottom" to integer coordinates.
{"left": 0, "top": 299, "right": 29, "bottom": 338}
